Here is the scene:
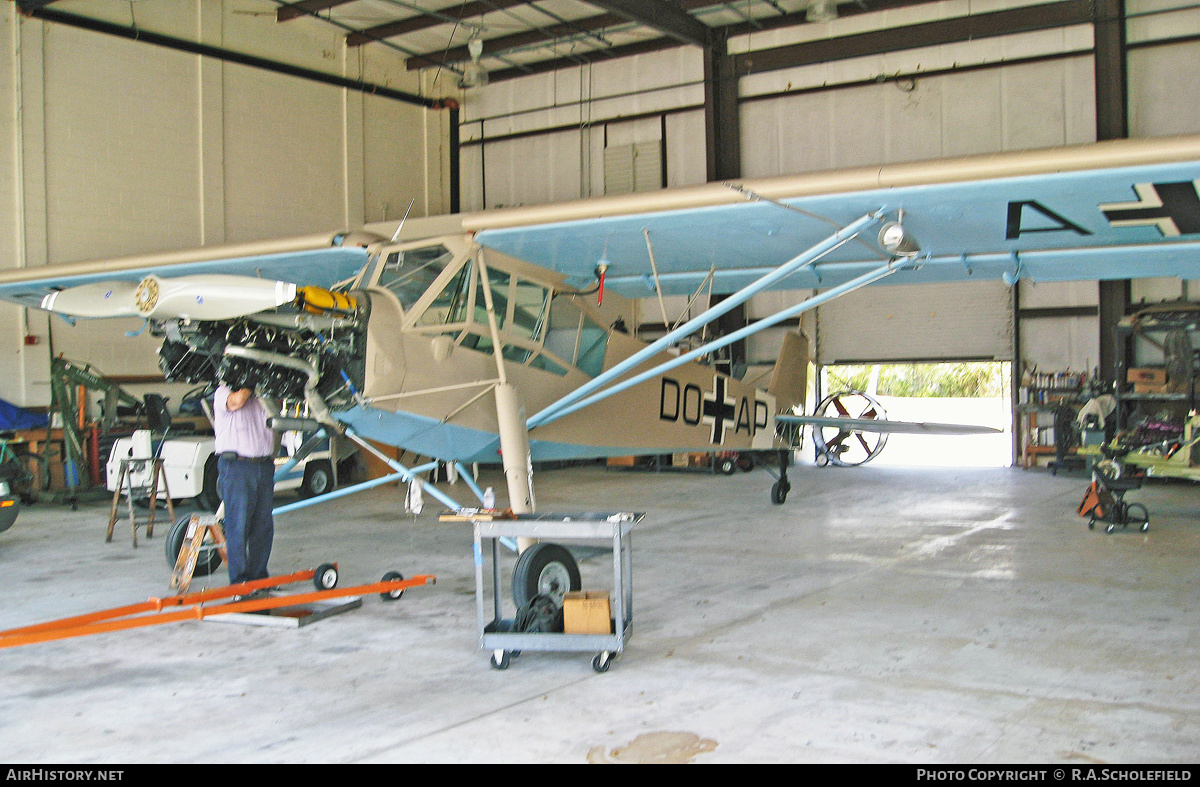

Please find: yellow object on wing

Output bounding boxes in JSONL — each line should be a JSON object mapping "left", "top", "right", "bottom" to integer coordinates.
{"left": 296, "top": 286, "right": 357, "bottom": 315}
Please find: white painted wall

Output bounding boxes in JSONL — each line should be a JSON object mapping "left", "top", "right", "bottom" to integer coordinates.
{"left": 0, "top": 2, "right": 449, "bottom": 407}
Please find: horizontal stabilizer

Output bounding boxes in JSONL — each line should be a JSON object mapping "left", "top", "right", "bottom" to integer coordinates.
{"left": 779, "top": 414, "right": 1002, "bottom": 435}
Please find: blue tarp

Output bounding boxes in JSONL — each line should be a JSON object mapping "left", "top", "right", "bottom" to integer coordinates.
{"left": 0, "top": 399, "right": 49, "bottom": 431}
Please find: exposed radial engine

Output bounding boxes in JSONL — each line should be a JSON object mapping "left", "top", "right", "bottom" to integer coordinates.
{"left": 152, "top": 287, "right": 370, "bottom": 415}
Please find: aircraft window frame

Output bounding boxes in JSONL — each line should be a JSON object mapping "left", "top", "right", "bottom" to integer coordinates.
{"left": 414, "top": 257, "right": 473, "bottom": 329}
{"left": 401, "top": 258, "right": 572, "bottom": 378}
{"left": 373, "top": 245, "right": 456, "bottom": 312}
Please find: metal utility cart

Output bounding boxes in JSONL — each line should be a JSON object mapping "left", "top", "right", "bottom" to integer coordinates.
{"left": 464, "top": 510, "right": 640, "bottom": 673}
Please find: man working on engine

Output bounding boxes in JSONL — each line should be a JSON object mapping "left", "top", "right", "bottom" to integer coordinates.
{"left": 214, "top": 384, "right": 276, "bottom": 586}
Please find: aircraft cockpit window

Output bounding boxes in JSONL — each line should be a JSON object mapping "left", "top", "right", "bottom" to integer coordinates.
{"left": 473, "top": 268, "right": 510, "bottom": 330}
{"left": 415, "top": 259, "right": 472, "bottom": 328}
{"left": 577, "top": 315, "right": 609, "bottom": 378}
{"left": 509, "top": 279, "right": 549, "bottom": 343}
{"left": 377, "top": 245, "right": 453, "bottom": 310}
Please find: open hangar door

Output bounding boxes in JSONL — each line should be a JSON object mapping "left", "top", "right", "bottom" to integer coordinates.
{"left": 812, "top": 279, "right": 1015, "bottom": 467}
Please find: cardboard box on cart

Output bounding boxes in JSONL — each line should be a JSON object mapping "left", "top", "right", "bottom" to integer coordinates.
{"left": 563, "top": 591, "right": 612, "bottom": 634}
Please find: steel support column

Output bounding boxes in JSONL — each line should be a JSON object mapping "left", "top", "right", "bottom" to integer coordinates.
{"left": 704, "top": 29, "right": 741, "bottom": 183}
{"left": 1094, "top": 0, "right": 1130, "bottom": 383}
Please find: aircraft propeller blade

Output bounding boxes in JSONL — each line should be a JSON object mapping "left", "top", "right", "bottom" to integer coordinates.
{"left": 40, "top": 282, "right": 141, "bottom": 318}
{"left": 133, "top": 274, "right": 298, "bottom": 320}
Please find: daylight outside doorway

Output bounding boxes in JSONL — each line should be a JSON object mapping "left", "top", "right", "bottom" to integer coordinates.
{"left": 816, "top": 362, "right": 1013, "bottom": 468}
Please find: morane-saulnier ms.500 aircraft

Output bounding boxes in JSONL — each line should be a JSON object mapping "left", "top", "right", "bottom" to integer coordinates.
{"left": 1, "top": 133, "right": 1199, "bottom": 599}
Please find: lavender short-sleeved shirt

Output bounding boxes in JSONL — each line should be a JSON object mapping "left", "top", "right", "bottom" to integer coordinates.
{"left": 213, "top": 385, "right": 275, "bottom": 459}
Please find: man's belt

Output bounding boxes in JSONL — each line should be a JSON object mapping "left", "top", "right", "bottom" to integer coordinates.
{"left": 218, "top": 452, "right": 274, "bottom": 464}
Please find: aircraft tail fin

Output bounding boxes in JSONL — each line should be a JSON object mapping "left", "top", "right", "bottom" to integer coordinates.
{"left": 767, "top": 330, "right": 810, "bottom": 412}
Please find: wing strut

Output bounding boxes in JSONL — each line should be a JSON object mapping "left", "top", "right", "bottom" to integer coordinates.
{"left": 527, "top": 210, "right": 887, "bottom": 430}
{"left": 538, "top": 256, "right": 914, "bottom": 426}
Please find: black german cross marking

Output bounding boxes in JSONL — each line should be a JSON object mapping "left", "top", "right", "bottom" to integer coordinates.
{"left": 1100, "top": 181, "right": 1200, "bottom": 237}
{"left": 702, "top": 376, "right": 737, "bottom": 445}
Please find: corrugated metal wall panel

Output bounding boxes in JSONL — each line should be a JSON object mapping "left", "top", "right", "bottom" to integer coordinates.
{"left": 815, "top": 280, "right": 1014, "bottom": 364}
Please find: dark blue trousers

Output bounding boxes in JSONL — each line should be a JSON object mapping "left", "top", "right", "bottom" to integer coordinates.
{"left": 217, "top": 455, "right": 275, "bottom": 584}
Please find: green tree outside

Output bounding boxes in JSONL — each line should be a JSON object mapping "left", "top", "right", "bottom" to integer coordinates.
{"left": 825, "top": 362, "right": 1010, "bottom": 398}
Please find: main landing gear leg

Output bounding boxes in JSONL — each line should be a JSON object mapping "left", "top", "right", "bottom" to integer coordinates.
{"left": 494, "top": 383, "right": 581, "bottom": 605}
{"left": 770, "top": 449, "right": 791, "bottom": 505}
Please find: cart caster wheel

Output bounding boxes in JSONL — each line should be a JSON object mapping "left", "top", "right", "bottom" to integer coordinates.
{"left": 1127, "top": 503, "right": 1149, "bottom": 533}
{"left": 592, "top": 652, "right": 612, "bottom": 673}
{"left": 313, "top": 563, "right": 339, "bottom": 591}
{"left": 380, "top": 571, "right": 406, "bottom": 601}
{"left": 490, "top": 650, "right": 510, "bottom": 670}
{"left": 717, "top": 457, "right": 736, "bottom": 475}
{"left": 1106, "top": 522, "right": 1116, "bottom": 534}
{"left": 770, "top": 480, "right": 789, "bottom": 505}
{"left": 1088, "top": 517, "right": 1096, "bottom": 530}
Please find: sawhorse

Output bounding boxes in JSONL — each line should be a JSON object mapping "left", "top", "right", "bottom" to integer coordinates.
{"left": 107, "top": 458, "right": 174, "bottom": 547}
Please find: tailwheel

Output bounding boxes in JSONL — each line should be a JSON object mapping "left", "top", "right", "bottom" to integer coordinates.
{"left": 811, "top": 391, "right": 889, "bottom": 467}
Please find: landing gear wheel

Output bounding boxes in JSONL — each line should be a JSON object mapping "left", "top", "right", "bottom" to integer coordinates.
{"left": 771, "top": 480, "right": 790, "bottom": 505}
{"left": 811, "top": 391, "right": 890, "bottom": 467}
{"left": 512, "top": 543, "right": 581, "bottom": 608}
{"left": 490, "top": 650, "right": 510, "bottom": 670}
{"left": 592, "top": 652, "right": 613, "bottom": 673}
{"left": 164, "top": 514, "right": 223, "bottom": 576}
{"left": 301, "top": 460, "right": 334, "bottom": 498}
{"left": 313, "top": 563, "right": 339, "bottom": 591}
{"left": 380, "top": 570, "right": 406, "bottom": 601}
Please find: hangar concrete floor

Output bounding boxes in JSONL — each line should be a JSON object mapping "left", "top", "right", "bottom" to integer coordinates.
{"left": 0, "top": 460, "right": 1196, "bottom": 764}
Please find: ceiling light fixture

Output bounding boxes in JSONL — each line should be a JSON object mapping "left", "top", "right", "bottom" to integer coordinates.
{"left": 806, "top": 0, "right": 838, "bottom": 22}
{"left": 459, "top": 37, "right": 489, "bottom": 89}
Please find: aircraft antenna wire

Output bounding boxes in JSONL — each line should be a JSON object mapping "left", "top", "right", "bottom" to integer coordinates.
{"left": 725, "top": 183, "right": 881, "bottom": 255}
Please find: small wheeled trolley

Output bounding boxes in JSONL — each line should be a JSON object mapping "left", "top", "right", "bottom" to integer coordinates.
{"left": 464, "top": 510, "right": 640, "bottom": 673}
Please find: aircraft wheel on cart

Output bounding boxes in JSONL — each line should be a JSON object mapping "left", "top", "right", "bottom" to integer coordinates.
{"left": 512, "top": 542, "right": 580, "bottom": 608}
{"left": 592, "top": 652, "right": 613, "bottom": 673}
{"left": 811, "top": 391, "right": 890, "bottom": 467}
{"left": 380, "top": 570, "right": 406, "bottom": 600}
{"left": 490, "top": 650, "right": 511, "bottom": 670}
{"left": 313, "top": 563, "right": 339, "bottom": 591}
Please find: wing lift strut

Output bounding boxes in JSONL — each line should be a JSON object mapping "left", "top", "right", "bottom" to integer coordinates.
{"left": 526, "top": 207, "right": 922, "bottom": 503}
